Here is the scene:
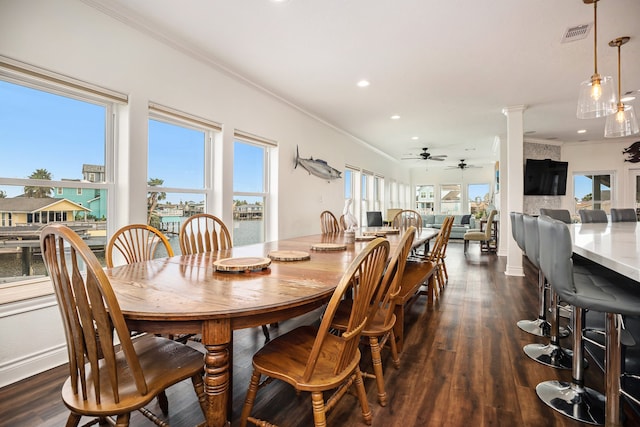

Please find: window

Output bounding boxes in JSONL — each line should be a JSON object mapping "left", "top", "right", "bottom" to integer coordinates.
{"left": 147, "top": 104, "right": 220, "bottom": 252}
{"left": 233, "top": 132, "right": 274, "bottom": 246}
{"left": 415, "top": 185, "right": 435, "bottom": 214}
{"left": 574, "top": 173, "right": 612, "bottom": 213}
{"left": 373, "top": 175, "right": 384, "bottom": 211}
{"left": 468, "top": 183, "right": 490, "bottom": 217}
{"left": 440, "top": 184, "right": 462, "bottom": 214}
{"left": 0, "top": 67, "right": 118, "bottom": 284}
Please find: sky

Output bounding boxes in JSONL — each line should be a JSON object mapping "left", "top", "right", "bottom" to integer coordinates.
{"left": 0, "top": 79, "right": 263, "bottom": 203}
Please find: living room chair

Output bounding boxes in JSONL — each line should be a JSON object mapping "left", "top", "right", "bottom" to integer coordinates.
{"left": 239, "top": 238, "right": 390, "bottom": 427}
{"left": 578, "top": 209, "right": 608, "bottom": 223}
{"left": 40, "top": 224, "right": 206, "bottom": 427}
{"left": 320, "top": 210, "right": 341, "bottom": 233}
{"left": 330, "top": 227, "right": 415, "bottom": 406}
{"left": 611, "top": 208, "right": 637, "bottom": 222}
{"left": 463, "top": 209, "right": 497, "bottom": 254}
{"left": 179, "top": 213, "right": 232, "bottom": 254}
{"left": 106, "top": 224, "right": 174, "bottom": 268}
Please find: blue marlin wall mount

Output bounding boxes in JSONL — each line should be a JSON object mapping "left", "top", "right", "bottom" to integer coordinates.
{"left": 294, "top": 145, "right": 342, "bottom": 182}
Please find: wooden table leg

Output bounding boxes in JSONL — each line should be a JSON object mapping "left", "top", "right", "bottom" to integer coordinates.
{"left": 202, "top": 319, "right": 232, "bottom": 427}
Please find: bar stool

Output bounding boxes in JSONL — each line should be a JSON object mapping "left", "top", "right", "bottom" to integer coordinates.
{"left": 611, "top": 208, "right": 637, "bottom": 222}
{"left": 535, "top": 215, "right": 640, "bottom": 425}
{"left": 522, "top": 214, "right": 572, "bottom": 369}
{"left": 511, "top": 212, "right": 546, "bottom": 337}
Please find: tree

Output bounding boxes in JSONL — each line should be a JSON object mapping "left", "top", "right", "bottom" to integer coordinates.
{"left": 0, "top": 190, "right": 6, "bottom": 198}
{"left": 582, "top": 193, "right": 593, "bottom": 201}
{"left": 147, "top": 178, "right": 166, "bottom": 227}
{"left": 24, "top": 168, "right": 53, "bottom": 198}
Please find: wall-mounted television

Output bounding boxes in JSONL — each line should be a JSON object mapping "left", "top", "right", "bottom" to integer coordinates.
{"left": 524, "top": 159, "right": 568, "bottom": 196}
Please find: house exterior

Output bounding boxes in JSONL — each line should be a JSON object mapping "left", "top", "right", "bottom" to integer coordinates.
{"left": 0, "top": 197, "right": 91, "bottom": 227}
{"left": 53, "top": 164, "right": 107, "bottom": 220}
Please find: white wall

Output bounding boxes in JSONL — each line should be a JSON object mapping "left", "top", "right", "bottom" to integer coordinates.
{"left": 0, "top": 0, "right": 410, "bottom": 385}
{"left": 562, "top": 138, "right": 640, "bottom": 213}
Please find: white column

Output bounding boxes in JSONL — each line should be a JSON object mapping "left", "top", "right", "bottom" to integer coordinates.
{"left": 502, "top": 105, "right": 526, "bottom": 276}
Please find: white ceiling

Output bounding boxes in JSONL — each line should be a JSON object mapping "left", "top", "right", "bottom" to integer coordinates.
{"left": 86, "top": 0, "right": 640, "bottom": 169}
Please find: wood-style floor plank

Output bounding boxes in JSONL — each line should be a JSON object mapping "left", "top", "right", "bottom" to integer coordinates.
{"left": 2, "top": 240, "right": 639, "bottom": 426}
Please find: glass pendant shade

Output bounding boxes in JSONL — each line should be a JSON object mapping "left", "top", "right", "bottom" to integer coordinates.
{"left": 604, "top": 103, "right": 640, "bottom": 137}
{"left": 577, "top": 74, "right": 617, "bottom": 119}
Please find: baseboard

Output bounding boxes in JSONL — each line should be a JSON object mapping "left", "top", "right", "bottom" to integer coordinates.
{"left": 504, "top": 265, "right": 525, "bottom": 276}
{"left": 0, "top": 344, "right": 67, "bottom": 388}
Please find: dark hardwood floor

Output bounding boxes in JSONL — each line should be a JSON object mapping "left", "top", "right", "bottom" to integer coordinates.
{"left": 1, "top": 240, "right": 637, "bottom": 426}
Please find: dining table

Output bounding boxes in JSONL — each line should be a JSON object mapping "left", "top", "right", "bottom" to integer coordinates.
{"left": 106, "top": 227, "right": 439, "bottom": 427}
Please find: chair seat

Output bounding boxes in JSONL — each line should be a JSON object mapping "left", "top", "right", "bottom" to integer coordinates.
{"left": 463, "top": 231, "right": 487, "bottom": 240}
{"left": 252, "top": 325, "right": 361, "bottom": 391}
{"left": 332, "top": 299, "right": 396, "bottom": 336}
{"left": 567, "top": 272, "right": 640, "bottom": 315}
{"left": 62, "top": 335, "right": 204, "bottom": 415}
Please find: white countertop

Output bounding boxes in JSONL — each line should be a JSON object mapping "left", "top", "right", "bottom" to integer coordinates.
{"left": 570, "top": 222, "right": 640, "bottom": 282}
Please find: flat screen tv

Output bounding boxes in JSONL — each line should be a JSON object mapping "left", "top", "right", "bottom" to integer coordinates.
{"left": 524, "top": 159, "right": 568, "bottom": 196}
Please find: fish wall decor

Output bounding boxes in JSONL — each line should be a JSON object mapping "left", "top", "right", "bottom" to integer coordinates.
{"left": 623, "top": 141, "right": 640, "bottom": 163}
{"left": 294, "top": 145, "right": 342, "bottom": 181}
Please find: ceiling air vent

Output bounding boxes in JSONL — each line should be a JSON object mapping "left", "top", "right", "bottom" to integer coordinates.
{"left": 561, "top": 23, "right": 592, "bottom": 43}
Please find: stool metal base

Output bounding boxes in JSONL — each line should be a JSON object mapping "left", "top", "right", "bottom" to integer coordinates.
{"left": 523, "top": 343, "right": 573, "bottom": 370}
{"left": 517, "top": 318, "right": 570, "bottom": 338}
{"left": 536, "top": 380, "right": 605, "bottom": 425}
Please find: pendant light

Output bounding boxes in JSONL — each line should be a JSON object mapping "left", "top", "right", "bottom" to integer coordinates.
{"left": 604, "top": 37, "right": 639, "bottom": 137}
{"left": 576, "top": 0, "right": 616, "bottom": 119}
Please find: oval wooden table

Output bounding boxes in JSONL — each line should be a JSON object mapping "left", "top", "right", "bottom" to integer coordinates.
{"left": 106, "top": 229, "right": 437, "bottom": 427}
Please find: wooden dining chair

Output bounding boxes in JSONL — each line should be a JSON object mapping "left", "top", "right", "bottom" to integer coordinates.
{"left": 392, "top": 209, "right": 423, "bottom": 233}
{"left": 320, "top": 210, "right": 341, "bottom": 233}
{"left": 239, "top": 238, "right": 390, "bottom": 427}
{"left": 106, "top": 224, "right": 174, "bottom": 268}
{"left": 179, "top": 213, "right": 232, "bottom": 255}
{"left": 330, "top": 227, "right": 415, "bottom": 406}
{"left": 421, "top": 216, "right": 453, "bottom": 291}
{"left": 39, "top": 224, "right": 206, "bottom": 427}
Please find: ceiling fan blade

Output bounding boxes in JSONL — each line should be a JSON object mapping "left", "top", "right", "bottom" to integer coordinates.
{"left": 429, "top": 157, "right": 446, "bottom": 161}
{"left": 431, "top": 154, "right": 448, "bottom": 158}
{"left": 401, "top": 157, "right": 421, "bottom": 160}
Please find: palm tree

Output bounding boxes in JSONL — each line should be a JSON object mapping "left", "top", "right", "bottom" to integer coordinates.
{"left": 147, "top": 178, "right": 166, "bottom": 227}
{"left": 24, "top": 168, "right": 53, "bottom": 198}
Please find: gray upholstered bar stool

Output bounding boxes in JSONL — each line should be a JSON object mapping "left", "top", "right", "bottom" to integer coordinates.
{"left": 611, "top": 208, "right": 637, "bottom": 222}
{"left": 512, "top": 212, "right": 549, "bottom": 337}
{"left": 536, "top": 215, "right": 640, "bottom": 425}
{"left": 522, "top": 214, "right": 572, "bottom": 369}
{"left": 540, "top": 208, "right": 572, "bottom": 224}
{"left": 579, "top": 209, "right": 608, "bottom": 223}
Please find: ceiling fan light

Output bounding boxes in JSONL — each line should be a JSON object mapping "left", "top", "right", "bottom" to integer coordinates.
{"left": 577, "top": 75, "right": 617, "bottom": 118}
{"left": 604, "top": 103, "right": 639, "bottom": 137}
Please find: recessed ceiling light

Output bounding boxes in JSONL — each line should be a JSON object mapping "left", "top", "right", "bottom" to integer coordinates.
{"left": 390, "top": 115, "right": 401, "bottom": 120}
{"left": 357, "top": 80, "right": 370, "bottom": 88}
{"left": 270, "top": 0, "right": 289, "bottom": 3}
{"left": 577, "top": 129, "right": 587, "bottom": 134}
{"left": 411, "top": 136, "right": 419, "bottom": 140}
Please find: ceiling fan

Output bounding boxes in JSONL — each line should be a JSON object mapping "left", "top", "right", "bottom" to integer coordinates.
{"left": 401, "top": 147, "right": 447, "bottom": 161}
{"left": 446, "top": 159, "right": 481, "bottom": 170}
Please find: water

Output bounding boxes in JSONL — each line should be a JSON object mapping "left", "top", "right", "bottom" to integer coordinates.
{"left": 0, "top": 220, "right": 263, "bottom": 282}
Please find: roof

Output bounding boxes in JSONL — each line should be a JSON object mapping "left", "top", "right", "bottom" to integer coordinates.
{"left": 0, "top": 197, "right": 91, "bottom": 213}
